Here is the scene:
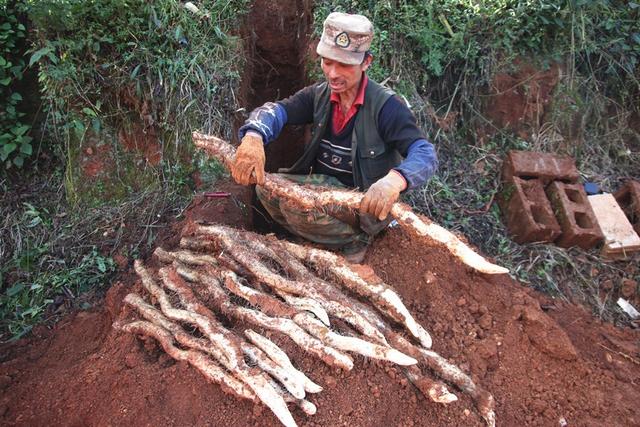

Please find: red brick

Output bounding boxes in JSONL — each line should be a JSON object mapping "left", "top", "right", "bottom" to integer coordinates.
{"left": 502, "top": 150, "right": 579, "bottom": 184}
{"left": 500, "top": 176, "right": 561, "bottom": 244}
{"left": 614, "top": 180, "right": 640, "bottom": 235}
{"left": 546, "top": 182, "right": 603, "bottom": 249}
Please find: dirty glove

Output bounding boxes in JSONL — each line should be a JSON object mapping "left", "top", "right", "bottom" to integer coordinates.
{"left": 359, "top": 170, "right": 407, "bottom": 221}
{"left": 231, "top": 132, "right": 266, "bottom": 185}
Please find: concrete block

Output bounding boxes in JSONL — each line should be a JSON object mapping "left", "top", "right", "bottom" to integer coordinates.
{"left": 588, "top": 193, "right": 640, "bottom": 258}
{"left": 547, "top": 181, "right": 603, "bottom": 249}
{"left": 500, "top": 176, "right": 561, "bottom": 244}
{"left": 614, "top": 180, "right": 640, "bottom": 235}
{"left": 502, "top": 150, "right": 579, "bottom": 184}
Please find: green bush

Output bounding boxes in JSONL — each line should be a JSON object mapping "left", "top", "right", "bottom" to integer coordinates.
{"left": 315, "top": 1, "right": 639, "bottom": 102}
{"left": 28, "top": 0, "right": 248, "bottom": 139}
{"left": 1, "top": 0, "right": 247, "bottom": 340}
{"left": 25, "top": 0, "right": 248, "bottom": 204}
{"left": 0, "top": 3, "right": 31, "bottom": 168}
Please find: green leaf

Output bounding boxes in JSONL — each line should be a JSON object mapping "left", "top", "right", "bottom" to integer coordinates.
{"left": 82, "top": 107, "right": 97, "bottom": 117}
{"left": 72, "top": 120, "right": 86, "bottom": 138}
{"left": 20, "top": 143, "right": 32, "bottom": 155}
{"left": 17, "top": 135, "right": 32, "bottom": 145}
{"left": 29, "top": 46, "right": 53, "bottom": 67}
{"left": 7, "top": 283, "right": 25, "bottom": 297}
{"left": 97, "top": 257, "right": 106, "bottom": 273}
{"left": 22, "top": 306, "right": 42, "bottom": 318}
{"left": 11, "top": 92, "right": 22, "bottom": 101}
{"left": 91, "top": 118, "right": 101, "bottom": 133}
{"left": 0, "top": 77, "right": 10, "bottom": 85}
{"left": 130, "top": 63, "right": 142, "bottom": 79}
{"left": 13, "top": 155, "right": 24, "bottom": 167}
{"left": 214, "top": 26, "right": 226, "bottom": 40}
{"left": 0, "top": 56, "right": 6, "bottom": 66}
{"left": 2, "top": 142, "right": 17, "bottom": 156}
{"left": 12, "top": 125, "right": 29, "bottom": 136}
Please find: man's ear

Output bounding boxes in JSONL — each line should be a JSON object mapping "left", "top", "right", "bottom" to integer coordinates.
{"left": 362, "top": 54, "right": 373, "bottom": 71}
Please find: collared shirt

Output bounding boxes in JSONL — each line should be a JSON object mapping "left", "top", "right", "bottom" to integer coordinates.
{"left": 330, "top": 74, "right": 368, "bottom": 134}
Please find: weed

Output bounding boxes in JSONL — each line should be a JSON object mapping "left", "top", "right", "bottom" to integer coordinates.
{"left": 0, "top": 159, "right": 198, "bottom": 340}
{"left": 1, "top": 247, "right": 115, "bottom": 340}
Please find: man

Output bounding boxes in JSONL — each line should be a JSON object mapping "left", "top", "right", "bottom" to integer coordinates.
{"left": 231, "top": 12, "right": 437, "bottom": 262}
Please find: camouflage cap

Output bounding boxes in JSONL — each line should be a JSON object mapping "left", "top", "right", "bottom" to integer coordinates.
{"left": 316, "top": 12, "right": 373, "bottom": 65}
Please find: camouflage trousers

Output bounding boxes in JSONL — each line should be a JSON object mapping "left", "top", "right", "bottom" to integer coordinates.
{"left": 255, "top": 173, "right": 390, "bottom": 253}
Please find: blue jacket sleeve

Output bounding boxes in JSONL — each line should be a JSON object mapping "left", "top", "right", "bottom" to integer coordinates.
{"left": 393, "top": 139, "right": 438, "bottom": 190}
{"left": 376, "top": 95, "right": 438, "bottom": 190}
{"left": 237, "top": 102, "right": 288, "bottom": 145}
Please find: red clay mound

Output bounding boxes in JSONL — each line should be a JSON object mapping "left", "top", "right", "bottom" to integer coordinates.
{"left": 1, "top": 192, "right": 639, "bottom": 426}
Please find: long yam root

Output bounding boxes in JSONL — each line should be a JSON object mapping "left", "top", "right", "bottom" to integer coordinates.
{"left": 192, "top": 224, "right": 387, "bottom": 345}
{"left": 192, "top": 132, "right": 508, "bottom": 275}
{"left": 114, "top": 319, "right": 255, "bottom": 401}
{"left": 280, "top": 240, "right": 432, "bottom": 348}
{"left": 293, "top": 312, "right": 417, "bottom": 366}
{"left": 123, "top": 222, "right": 496, "bottom": 426}
{"left": 244, "top": 329, "right": 323, "bottom": 394}
{"left": 132, "top": 265, "right": 298, "bottom": 427}
{"left": 176, "top": 265, "right": 355, "bottom": 370}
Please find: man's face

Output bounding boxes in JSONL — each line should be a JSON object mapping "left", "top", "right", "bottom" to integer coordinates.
{"left": 321, "top": 55, "right": 372, "bottom": 94}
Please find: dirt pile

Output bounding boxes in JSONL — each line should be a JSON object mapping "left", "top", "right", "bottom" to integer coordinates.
{"left": 1, "top": 186, "right": 639, "bottom": 426}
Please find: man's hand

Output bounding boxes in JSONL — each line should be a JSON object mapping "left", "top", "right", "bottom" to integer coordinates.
{"left": 359, "top": 170, "right": 407, "bottom": 220}
{"left": 231, "top": 132, "right": 266, "bottom": 185}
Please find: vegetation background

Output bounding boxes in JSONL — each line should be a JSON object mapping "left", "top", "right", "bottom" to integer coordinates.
{"left": 1, "top": 0, "right": 639, "bottom": 340}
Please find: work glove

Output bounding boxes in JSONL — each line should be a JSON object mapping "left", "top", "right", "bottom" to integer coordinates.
{"left": 359, "top": 170, "right": 407, "bottom": 221}
{"left": 231, "top": 132, "right": 266, "bottom": 186}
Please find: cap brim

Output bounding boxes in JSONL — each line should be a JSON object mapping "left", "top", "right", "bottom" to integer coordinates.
{"left": 316, "top": 42, "right": 364, "bottom": 65}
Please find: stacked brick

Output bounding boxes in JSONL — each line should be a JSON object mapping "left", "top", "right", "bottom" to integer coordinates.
{"left": 500, "top": 175, "right": 561, "bottom": 244}
{"left": 499, "top": 150, "right": 604, "bottom": 249}
{"left": 546, "top": 182, "right": 602, "bottom": 249}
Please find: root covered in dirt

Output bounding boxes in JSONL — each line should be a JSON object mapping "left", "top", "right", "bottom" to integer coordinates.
{"left": 191, "top": 132, "right": 509, "bottom": 275}
{"left": 115, "top": 224, "right": 498, "bottom": 426}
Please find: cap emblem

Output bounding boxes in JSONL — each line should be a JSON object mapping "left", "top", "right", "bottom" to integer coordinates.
{"left": 334, "top": 32, "right": 350, "bottom": 48}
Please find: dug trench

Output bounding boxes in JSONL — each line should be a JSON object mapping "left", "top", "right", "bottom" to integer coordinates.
{"left": 2, "top": 5, "right": 640, "bottom": 427}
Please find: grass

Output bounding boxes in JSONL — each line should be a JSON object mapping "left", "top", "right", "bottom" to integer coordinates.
{"left": 0, "top": 153, "right": 227, "bottom": 341}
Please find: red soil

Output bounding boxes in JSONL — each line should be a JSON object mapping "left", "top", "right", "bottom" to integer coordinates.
{"left": 1, "top": 184, "right": 639, "bottom": 427}
{"left": 478, "top": 60, "right": 561, "bottom": 143}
